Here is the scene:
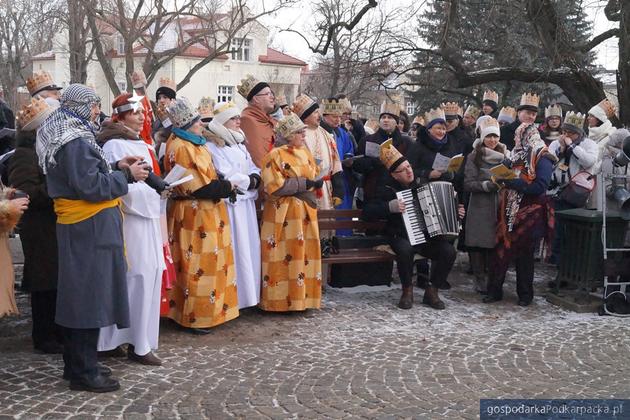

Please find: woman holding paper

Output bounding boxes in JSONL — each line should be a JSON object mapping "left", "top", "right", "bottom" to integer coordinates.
{"left": 463, "top": 118, "right": 509, "bottom": 294}
{"left": 97, "top": 93, "right": 167, "bottom": 365}
{"left": 259, "top": 113, "right": 322, "bottom": 312}
{"left": 164, "top": 98, "right": 238, "bottom": 333}
{"left": 204, "top": 102, "right": 262, "bottom": 309}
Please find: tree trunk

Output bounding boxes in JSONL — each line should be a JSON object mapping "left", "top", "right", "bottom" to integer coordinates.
{"left": 617, "top": 0, "right": 630, "bottom": 126}
{"left": 85, "top": 8, "right": 120, "bottom": 96}
{"left": 68, "top": 0, "right": 88, "bottom": 83}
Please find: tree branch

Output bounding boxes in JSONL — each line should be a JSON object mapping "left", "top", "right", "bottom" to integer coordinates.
{"left": 578, "top": 28, "right": 619, "bottom": 52}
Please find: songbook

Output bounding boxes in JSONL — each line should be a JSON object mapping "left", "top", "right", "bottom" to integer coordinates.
{"left": 432, "top": 153, "right": 463, "bottom": 172}
{"left": 490, "top": 164, "right": 518, "bottom": 180}
{"left": 163, "top": 164, "right": 194, "bottom": 189}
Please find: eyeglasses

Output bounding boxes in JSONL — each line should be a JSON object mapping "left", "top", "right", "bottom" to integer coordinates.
{"left": 255, "top": 91, "right": 275, "bottom": 98}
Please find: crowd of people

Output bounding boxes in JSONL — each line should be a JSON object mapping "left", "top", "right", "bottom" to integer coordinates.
{"left": 0, "top": 70, "right": 628, "bottom": 393}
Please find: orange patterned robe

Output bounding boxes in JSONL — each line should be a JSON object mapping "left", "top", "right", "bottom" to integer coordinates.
{"left": 165, "top": 135, "right": 238, "bottom": 328}
{"left": 260, "top": 145, "right": 322, "bottom": 312}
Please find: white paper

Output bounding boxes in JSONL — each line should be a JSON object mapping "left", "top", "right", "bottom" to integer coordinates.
{"left": 432, "top": 153, "right": 451, "bottom": 172}
{"left": 163, "top": 164, "right": 188, "bottom": 184}
{"left": 158, "top": 142, "right": 167, "bottom": 159}
{"left": 365, "top": 142, "right": 380, "bottom": 158}
{"left": 166, "top": 174, "right": 194, "bottom": 189}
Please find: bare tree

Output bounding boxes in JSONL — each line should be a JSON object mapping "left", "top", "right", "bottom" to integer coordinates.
{"left": 67, "top": 0, "right": 97, "bottom": 83}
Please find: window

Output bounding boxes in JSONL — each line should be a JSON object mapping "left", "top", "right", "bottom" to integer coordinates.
{"left": 217, "top": 85, "right": 234, "bottom": 103}
{"left": 230, "top": 38, "right": 251, "bottom": 61}
{"left": 116, "top": 35, "right": 125, "bottom": 55}
{"left": 406, "top": 101, "right": 416, "bottom": 116}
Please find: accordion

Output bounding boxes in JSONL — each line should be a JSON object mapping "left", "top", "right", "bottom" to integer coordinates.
{"left": 396, "top": 181, "right": 460, "bottom": 245}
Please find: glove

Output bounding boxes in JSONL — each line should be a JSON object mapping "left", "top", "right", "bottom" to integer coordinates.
{"left": 388, "top": 198, "right": 403, "bottom": 213}
{"left": 248, "top": 174, "right": 261, "bottom": 190}
{"left": 306, "top": 179, "right": 324, "bottom": 189}
{"left": 145, "top": 172, "right": 169, "bottom": 193}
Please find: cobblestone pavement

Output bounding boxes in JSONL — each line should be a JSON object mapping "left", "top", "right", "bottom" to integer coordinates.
{"left": 1, "top": 259, "right": 630, "bottom": 419}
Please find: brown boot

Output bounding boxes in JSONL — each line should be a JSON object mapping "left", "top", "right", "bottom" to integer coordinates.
{"left": 398, "top": 285, "right": 414, "bottom": 309}
{"left": 422, "top": 286, "right": 445, "bottom": 310}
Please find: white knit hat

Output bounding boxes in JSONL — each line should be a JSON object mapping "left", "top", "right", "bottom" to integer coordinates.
{"left": 212, "top": 102, "right": 241, "bottom": 126}
{"left": 588, "top": 103, "right": 608, "bottom": 124}
{"left": 479, "top": 117, "right": 500, "bottom": 140}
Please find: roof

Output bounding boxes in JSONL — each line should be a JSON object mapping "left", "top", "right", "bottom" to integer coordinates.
{"left": 259, "top": 48, "right": 307, "bottom": 66}
{"left": 32, "top": 50, "right": 55, "bottom": 60}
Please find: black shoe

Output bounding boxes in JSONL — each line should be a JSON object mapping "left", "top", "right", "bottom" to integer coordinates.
{"left": 63, "top": 364, "right": 112, "bottom": 381}
{"left": 517, "top": 300, "right": 532, "bottom": 307}
{"left": 482, "top": 295, "right": 502, "bottom": 304}
{"left": 69, "top": 374, "right": 120, "bottom": 393}
{"left": 437, "top": 281, "right": 451, "bottom": 290}
{"left": 35, "top": 341, "right": 64, "bottom": 354}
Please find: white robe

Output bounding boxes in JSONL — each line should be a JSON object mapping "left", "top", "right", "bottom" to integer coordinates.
{"left": 205, "top": 140, "right": 261, "bottom": 309}
{"left": 98, "top": 139, "right": 165, "bottom": 355}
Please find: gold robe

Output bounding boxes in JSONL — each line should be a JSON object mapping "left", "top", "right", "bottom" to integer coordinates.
{"left": 165, "top": 135, "right": 238, "bottom": 328}
{"left": 260, "top": 145, "right": 322, "bottom": 311}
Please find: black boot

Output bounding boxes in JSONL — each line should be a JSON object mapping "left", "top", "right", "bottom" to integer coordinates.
{"left": 422, "top": 286, "right": 445, "bottom": 310}
{"left": 69, "top": 374, "right": 120, "bottom": 393}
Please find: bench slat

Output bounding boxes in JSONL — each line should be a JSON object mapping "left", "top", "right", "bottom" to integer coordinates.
{"left": 322, "top": 249, "right": 395, "bottom": 264}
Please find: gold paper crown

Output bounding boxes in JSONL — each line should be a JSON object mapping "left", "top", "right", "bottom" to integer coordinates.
{"left": 478, "top": 117, "right": 500, "bottom": 131}
{"left": 237, "top": 74, "right": 262, "bottom": 99}
{"left": 166, "top": 97, "right": 200, "bottom": 128}
{"left": 339, "top": 98, "right": 352, "bottom": 114}
{"left": 379, "top": 138, "right": 405, "bottom": 171}
{"left": 158, "top": 77, "right": 177, "bottom": 91}
{"left": 275, "top": 112, "right": 306, "bottom": 138}
{"left": 519, "top": 92, "right": 540, "bottom": 108}
{"left": 276, "top": 95, "right": 288, "bottom": 107}
{"left": 131, "top": 69, "right": 147, "bottom": 89}
{"left": 482, "top": 90, "right": 499, "bottom": 103}
{"left": 563, "top": 111, "right": 586, "bottom": 130}
{"left": 198, "top": 96, "right": 215, "bottom": 119}
{"left": 596, "top": 99, "right": 617, "bottom": 119}
{"left": 15, "top": 97, "right": 54, "bottom": 131}
{"left": 291, "top": 94, "right": 318, "bottom": 119}
{"left": 380, "top": 100, "right": 400, "bottom": 118}
{"left": 155, "top": 103, "right": 170, "bottom": 123}
{"left": 441, "top": 102, "right": 461, "bottom": 117}
{"left": 321, "top": 98, "right": 344, "bottom": 116}
{"left": 365, "top": 118, "right": 379, "bottom": 132}
{"left": 464, "top": 105, "right": 481, "bottom": 119}
{"left": 498, "top": 106, "right": 517, "bottom": 120}
{"left": 544, "top": 104, "right": 563, "bottom": 119}
{"left": 26, "top": 71, "right": 60, "bottom": 96}
{"left": 412, "top": 115, "right": 425, "bottom": 126}
{"left": 424, "top": 107, "right": 446, "bottom": 124}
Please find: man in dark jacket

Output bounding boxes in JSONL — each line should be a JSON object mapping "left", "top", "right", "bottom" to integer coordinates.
{"left": 362, "top": 140, "right": 457, "bottom": 310}
{"left": 500, "top": 93, "right": 540, "bottom": 151}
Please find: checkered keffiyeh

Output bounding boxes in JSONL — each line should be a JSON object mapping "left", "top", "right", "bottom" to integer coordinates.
{"left": 37, "top": 84, "right": 106, "bottom": 174}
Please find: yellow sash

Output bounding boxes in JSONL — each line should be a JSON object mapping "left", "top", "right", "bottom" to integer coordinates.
{"left": 54, "top": 198, "right": 121, "bottom": 224}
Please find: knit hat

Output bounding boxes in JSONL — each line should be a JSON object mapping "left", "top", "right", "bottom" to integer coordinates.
{"left": 424, "top": 108, "right": 446, "bottom": 129}
{"left": 237, "top": 74, "right": 270, "bottom": 101}
{"left": 497, "top": 107, "right": 517, "bottom": 124}
{"left": 379, "top": 138, "right": 406, "bottom": 172}
{"left": 292, "top": 94, "right": 319, "bottom": 121}
{"left": 562, "top": 111, "right": 586, "bottom": 136}
{"left": 155, "top": 77, "right": 177, "bottom": 101}
{"left": 166, "top": 97, "right": 200, "bottom": 129}
{"left": 588, "top": 98, "right": 616, "bottom": 123}
{"left": 212, "top": 102, "right": 240, "bottom": 126}
{"left": 516, "top": 92, "right": 540, "bottom": 113}
{"left": 479, "top": 117, "right": 500, "bottom": 140}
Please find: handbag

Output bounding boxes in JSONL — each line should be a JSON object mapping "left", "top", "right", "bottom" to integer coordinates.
{"left": 558, "top": 171, "right": 596, "bottom": 207}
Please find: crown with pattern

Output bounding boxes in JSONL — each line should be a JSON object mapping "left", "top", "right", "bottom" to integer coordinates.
{"left": 339, "top": 98, "right": 352, "bottom": 114}
{"left": 131, "top": 69, "right": 147, "bottom": 89}
{"left": 424, "top": 107, "right": 446, "bottom": 125}
{"left": 498, "top": 106, "right": 517, "bottom": 122}
{"left": 275, "top": 112, "right": 306, "bottom": 138}
{"left": 596, "top": 98, "right": 617, "bottom": 119}
{"left": 412, "top": 115, "right": 425, "bottom": 126}
{"left": 26, "top": 71, "right": 62, "bottom": 96}
{"left": 441, "top": 102, "right": 461, "bottom": 117}
{"left": 15, "top": 97, "right": 55, "bottom": 131}
{"left": 482, "top": 90, "right": 499, "bottom": 104}
{"left": 321, "top": 98, "right": 344, "bottom": 116}
{"left": 380, "top": 138, "right": 406, "bottom": 172}
{"left": 464, "top": 105, "right": 481, "bottom": 119}
{"left": 198, "top": 96, "right": 215, "bottom": 120}
{"left": 292, "top": 94, "right": 318, "bottom": 119}
{"left": 380, "top": 100, "right": 400, "bottom": 118}
{"left": 544, "top": 104, "right": 563, "bottom": 119}
{"left": 518, "top": 92, "right": 540, "bottom": 110}
{"left": 166, "top": 97, "right": 200, "bottom": 129}
{"left": 158, "top": 77, "right": 177, "bottom": 92}
{"left": 237, "top": 74, "right": 268, "bottom": 100}
{"left": 562, "top": 111, "right": 586, "bottom": 134}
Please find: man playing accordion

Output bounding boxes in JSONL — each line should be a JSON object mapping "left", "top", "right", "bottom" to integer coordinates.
{"left": 362, "top": 140, "right": 463, "bottom": 311}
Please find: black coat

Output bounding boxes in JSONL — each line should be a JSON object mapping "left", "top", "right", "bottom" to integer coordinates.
{"left": 449, "top": 125, "right": 474, "bottom": 156}
{"left": 362, "top": 175, "right": 414, "bottom": 239}
{"left": 354, "top": 128, "right": 413, "bottom": 202}
{"left": 7, "top": 131, "right": 58, "bottom": 292}
{"left": 409, "top": 128, "right": 464, "bottom": 184}
{"left": 499, "top": 119, "right": 520, "bottom": 151}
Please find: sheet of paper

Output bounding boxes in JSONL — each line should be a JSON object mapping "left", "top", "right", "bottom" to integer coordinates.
{"left": 166, "top": 174, "right": 194, "bottom": 189}
{"left": 490, "top": 164, "right": 518, "bottom": 180}
{"left": 432, "top": 153, "right": 451, "bottom": 172}
{"left": 365, "top": 142, "right": 380, "bottom": 158}
{"left": 163, "top": 164, "right": 188, "bottom": 184}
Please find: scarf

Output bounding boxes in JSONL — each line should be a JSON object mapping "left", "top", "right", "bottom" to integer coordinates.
{"left": 207, "top": 120, "right": 246, "bottom": 146}
{"left": 503, "top": 123, "right": 547, "bottom": 232}
{"left": 427, "top": 132, "right": 448, "bottom": 150}
{"left": 172, "top": 127, "right": 206, "bottom": 145}
{"left": 588, "top": 120, "right": 615, "bottom": 143}
{"left": 37, "top": 84, "right": 104, "bottom": 174}
{"left": 471, "top": 138, "right": 507, "bottom": 168}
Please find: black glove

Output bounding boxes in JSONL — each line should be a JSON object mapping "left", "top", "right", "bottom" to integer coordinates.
{"left": 248, "top": 174, "right": 261, "bottom": 190}
{"left": 306, "top": 179, "right": 324, "bottom": 189}
{"left": 145, "top": 172, "right": 169, "bottom": 193}
{"left": 192, "top": 179, "right": 233, "bottom": 200}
